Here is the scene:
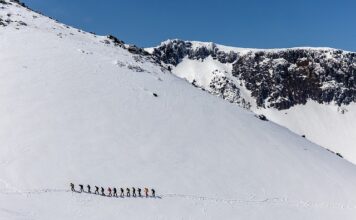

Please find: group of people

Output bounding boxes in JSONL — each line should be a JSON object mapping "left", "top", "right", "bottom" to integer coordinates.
{"left": 70, "top": 183, "right": 156, "bottom": 198}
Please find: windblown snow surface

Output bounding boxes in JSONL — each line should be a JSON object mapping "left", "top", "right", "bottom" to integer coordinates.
{"left": 1, "top": 1, "right": 356, "bottom": 219}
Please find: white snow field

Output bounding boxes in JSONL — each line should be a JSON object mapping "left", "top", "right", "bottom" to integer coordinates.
{"left": 1, "top": 1, "right": 356, "bottom": 219}
{"left": 165, "top": 41, "right": 356, "bottom": 164}
{"left": 254, "top": 101, "right": 356, "bottom": 163}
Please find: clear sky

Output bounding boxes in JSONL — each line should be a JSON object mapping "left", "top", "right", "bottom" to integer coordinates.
{"left": 21, "top": 0, "right": 356, "bottom": 51}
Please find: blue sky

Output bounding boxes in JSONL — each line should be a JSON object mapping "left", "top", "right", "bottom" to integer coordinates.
{"left": 22, "top": 0, "right": 356, "bottom": 51}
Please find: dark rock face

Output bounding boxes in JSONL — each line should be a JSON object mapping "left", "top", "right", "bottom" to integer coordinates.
{"left": 152, "top": 39, "right": 238, "bottom": 66}
{"left": 153, "top": 40, "right": 356, "bottom": 110}
{"left": 256, "top": 114, "right": 268, "bottom": 121}
{"left": 17, "top": 20, "right": 26, "bottom": 26}
{"left": 106, "top": 35, "right": 150, "bottom": 57}
{"left": 107, "top": 35, "right": 125, "bottom": 47}
{"left": 209, "top": 73, "right": 243, "bottom": 106}
{"left": 10, "top": 0, "right": 26, "bottom": 7}
{"left": 0, "top": 18, "right": 6, "bottom": 26}
{"left": 152, "top": 40, "right": 191, "bottom": 65}
{"left": 233, "top": 49, "right": 356, "bottom": 109}
{"left": 127, "top": 45, "right": 150, "bottom": 56}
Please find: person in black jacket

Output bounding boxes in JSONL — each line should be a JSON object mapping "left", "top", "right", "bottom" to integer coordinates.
{"left": 87, "top": 185, "right": 91, "bottom": 193}
{"left": 113, "top": 187, "right": 118, "bottom": 197}
{"left": 79, "top": 184, "right": 84, "bottom": 193}
{"left": 70, "top": 183, "right": 75, "bottom": 192}
{"left": 132, "top": 187, "right": 136, "bottom": 197}
{"left": 94, "top": 186, "right": 99, "bottom": 194}
{"left": 120, "top": 188, "right": 124, "bottom": 197}
{"left": 137, "top": 188, "right": 142, "bottom": 197}
{"left": 151, "top": 188, "right": 156, "bottom": 197}
{"left": 126, "top": 188, "right": 130, "bottom": 197}
{"left": 108, "top": 187, "right": 112, "bottom": 197}
{"left": 101, "top": 187, "right": 105, "bottom": 196}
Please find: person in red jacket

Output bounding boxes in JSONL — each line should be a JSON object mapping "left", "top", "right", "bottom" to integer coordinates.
{"left": 144, "top": 188, "right": 149, "bottom": 197}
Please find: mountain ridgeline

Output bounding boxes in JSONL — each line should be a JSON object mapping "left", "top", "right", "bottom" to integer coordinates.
{"left": 151, "top": 40, "right": 356, "bottom": 110}
{"left": 3, "top": 0, "right": 355, "bottom": 110}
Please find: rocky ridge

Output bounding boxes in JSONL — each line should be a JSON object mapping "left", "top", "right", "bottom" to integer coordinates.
{"left": 151, "top": 39, "right": 356, "bottom": 110}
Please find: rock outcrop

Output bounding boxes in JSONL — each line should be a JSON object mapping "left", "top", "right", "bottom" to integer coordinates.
{"left": 152, "top": 39, "right": 356, "bottom": 110}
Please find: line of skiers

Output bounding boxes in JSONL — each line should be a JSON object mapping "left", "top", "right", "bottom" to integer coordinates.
{"left": 70, "top": 183, "right": 155, "bottom": 198}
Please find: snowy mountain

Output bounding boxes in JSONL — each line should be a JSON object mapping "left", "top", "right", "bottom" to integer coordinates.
{"left": 1, "top": 1, "right": 356, "bottom": 219}
{"left": 150, "top": 39, "right": 356, "bottom": 164}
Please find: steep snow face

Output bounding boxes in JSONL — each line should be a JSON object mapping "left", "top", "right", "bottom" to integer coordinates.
{"left": 254, "top": 101, "right": 356, "bottom": 163}
{"left": 150, "top": 39, "right": 356, "bottom": 164}
{"left": 1, "top": 1, "right": 356, "bottom": 219}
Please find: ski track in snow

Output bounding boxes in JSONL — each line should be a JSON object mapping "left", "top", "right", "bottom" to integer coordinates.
{"left": 163, "top": 194, "right": 356, "bottom": 209}
{"left": 0, "top": 189, "right": 355, "bottom": 210}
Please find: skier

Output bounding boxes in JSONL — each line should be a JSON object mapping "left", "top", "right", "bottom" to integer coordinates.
{"left": 70, "top": 183, "right": 75, "bottom": 192}
{"left": 113, "top": 187, "right": 118, "bottom": 197}
{"left": 138, "top": 188, "right": 142, "bottom": 197}
{"left": 151, "top": 188, "right": 156, "bottom": 197}
{"left": 79, "top": 184, "right": 84, "bottom": 193}
{"left": 94, "top": 186, "right": 99, "bottom": 194}
{"left": 87, "top": 185, "right": 91, "bottom": 193}
{"left": 132, "top": 187, "right": 136, "bottom": 197}
{"left": 144, "top": 188, "right": 149, "bottom": 197}
{"left": 108, "top": 187, "right": 112, "bottom": 197}
{"left": 126, "top": 188, "right": 131, "bottom": 197}
{"left": 120, "top": 188, "right": 124, "bottom": 197}
{"left": 101, "top": 187, "right": 105, "bottom": 196}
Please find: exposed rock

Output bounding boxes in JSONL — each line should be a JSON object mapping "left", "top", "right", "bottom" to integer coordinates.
{"left": 326, "top": 148, "right": 344, "bottom": 159}
{"left": 127, "top": 45, "right": 150, "bottom": 56}
{"left": 107, "top": 35, "right": 125, "bottom": 47}
{"left": 106, "top": 35, "right": 150, "bottom": 57}
{"left": 336, "top": 153, "right": 343, "bottom": 158}
{"left": 152, "top": 39, "right": 238, "bottom": 66}
{"left": 209, "top": 74, "right": 241, "bottom": 104}
{"left": 17, "top": 20, "right": 27, "bottom": 26}
{"left": 10, "top": 0, "right": 26, "bottom": 7}
{"left": 256, "top": 114, "right": 268, "bottom": 121}
{"left": 0, "top": 18, "right": 6, "bottom": 26}
{"left": 127, "top": 64, "right": 145, "bottom": 72}
{"left": 153, "top": 40, "right": 356, "bottom": 110}
{"left": 233, "top": 49, "right": 356, "bottom": 109}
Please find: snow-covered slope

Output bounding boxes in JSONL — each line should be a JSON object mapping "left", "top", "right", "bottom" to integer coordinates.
{"left": 150, "top": 39, "right": 356, "bottom": 164}
{"left": 1, "top": 1, "right": 356, "bottom": 219}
